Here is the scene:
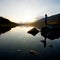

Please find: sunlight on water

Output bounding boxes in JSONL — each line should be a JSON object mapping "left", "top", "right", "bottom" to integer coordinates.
{"left": 10, "top": 26, "right": 34, "bottom": 32}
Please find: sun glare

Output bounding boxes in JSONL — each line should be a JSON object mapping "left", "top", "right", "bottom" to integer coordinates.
{"left": 17, "top": 11, "right": 36, "bottom": 23}
{"left": 21, "top": 12, "right": 36, "bottom": 23}
{"left": 6, "top": 11, "right": 37, "bottom": 23}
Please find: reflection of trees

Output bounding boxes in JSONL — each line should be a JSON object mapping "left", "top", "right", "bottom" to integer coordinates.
{"left": 0, "top": 26, "right": 12, "bottom": 35}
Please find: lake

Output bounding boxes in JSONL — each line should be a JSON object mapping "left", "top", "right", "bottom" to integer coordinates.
{"left": 0, "top": 26, "right": 60, "bottom": 60}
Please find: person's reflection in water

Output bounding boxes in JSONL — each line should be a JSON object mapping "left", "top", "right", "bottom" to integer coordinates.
{"left": 40, "top": 34, "right": 47, "bottom": 48}
{"left": 41, "top": 34, "right": 53, "bottom": 48}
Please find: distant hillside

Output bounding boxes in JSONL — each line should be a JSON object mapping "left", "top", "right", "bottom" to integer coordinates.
{"left": 28, "top": 14, "right": 60, "bottom": 28}
{"left": 0, "top": 17, "right": 18, "bottom": 27}
{"left": 47, "top": 14, "right": 60, "bottom": 24}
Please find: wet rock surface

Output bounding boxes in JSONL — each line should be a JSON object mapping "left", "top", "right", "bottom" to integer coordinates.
{"left": 29, "top": 50, "right": 38, "bottom": 56}
{"left": 27, "top": 28, "right": 39, "bottom": 36}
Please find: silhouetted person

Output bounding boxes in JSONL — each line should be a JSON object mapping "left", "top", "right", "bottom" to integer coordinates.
{"left": 45, "top": 14, "right": 48, "bottom": 25}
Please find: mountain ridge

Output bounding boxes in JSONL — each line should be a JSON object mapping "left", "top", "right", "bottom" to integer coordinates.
{"left": 28, "top": 14, "right": 60, "bottom": 28}
{"left": 0, "top": 16, "right": 18, "bottom": 27}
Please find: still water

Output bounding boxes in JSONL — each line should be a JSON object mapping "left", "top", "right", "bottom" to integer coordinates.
{"left": 0, "top": 26, "right": 60, "bottom": 60}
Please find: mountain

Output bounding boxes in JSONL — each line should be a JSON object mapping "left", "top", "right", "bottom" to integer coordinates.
{"left": 28, "top": 14, "right": 60, "bottom": 28}
{"left": 47, "top": 14, "right": 60, "bottom": 24}
{"left": 0, "top": 17, "right": 18, "bottom": 27}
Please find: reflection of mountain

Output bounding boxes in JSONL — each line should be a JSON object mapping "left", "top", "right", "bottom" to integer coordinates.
{"left": 0, "top": 17, "right": 18, "bottom": 35}
{"left": 0, "top": 26, "right": 12, "bottom": 35}
{"left": 27, "top": 24, "right": 60, "bottom": 48}
{"left": 41, "top": 24, "right": 60, "bottom": 40}
{"left": 27, "top": 24, "right": 60, "bottom": 40}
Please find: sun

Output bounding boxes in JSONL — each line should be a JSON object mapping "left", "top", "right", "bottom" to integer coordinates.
{"left": 6, "top": 11, "right": 37, "bottom": 23}
{"left": 21, "top": 13, "right": 36, "bottom": 23}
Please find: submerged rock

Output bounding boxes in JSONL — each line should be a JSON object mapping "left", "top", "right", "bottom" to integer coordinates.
{"left": 29, "top": 50, "right": 38, "bottom": 55}
{"left": 16, "top": 49, "right": 21, "bottom": 52}
{"left": 48, "top": 43, "right": 53, "bottom": 48}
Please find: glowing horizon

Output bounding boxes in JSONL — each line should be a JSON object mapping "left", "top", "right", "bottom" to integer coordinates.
{"left": 3, "top": 14, "right": 37, "bottom": 23}
{"left": 0, "top": 0, "right": 60, "bottom": 23}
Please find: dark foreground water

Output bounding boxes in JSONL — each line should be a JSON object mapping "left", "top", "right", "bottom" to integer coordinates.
{"left": 0, "top": 26, "right": 60, "bottom": 60}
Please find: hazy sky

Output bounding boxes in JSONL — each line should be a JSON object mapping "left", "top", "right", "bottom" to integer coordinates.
{"left": 0, "top": 0, "right": 60, "bottom": 23}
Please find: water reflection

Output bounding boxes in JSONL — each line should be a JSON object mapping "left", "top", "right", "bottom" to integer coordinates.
{"left": 41, "top": 24, "right": 60, "bottom": 40}
{"left": 0, "top": 26, "right": 14, "bottom": 36}
{"left": 0, "top": 25, "right": 60, "bottom": 60}
{"left": 27, "top": 24, "right": 60, "bottom": 48}
{"left": 40, "top": 37, "right": 46, "bottom": 48}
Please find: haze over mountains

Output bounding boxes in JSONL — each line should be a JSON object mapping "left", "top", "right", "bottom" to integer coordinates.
{"left": 28, "top": 14, "right": 60, "bottom": 28}
{"left": 0, "top": 13, "right": 60, "bottom": 28}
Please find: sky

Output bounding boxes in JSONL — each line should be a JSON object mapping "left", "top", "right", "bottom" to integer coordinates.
{"left": 0, "top": 0, "right": 60, "bottom": 23}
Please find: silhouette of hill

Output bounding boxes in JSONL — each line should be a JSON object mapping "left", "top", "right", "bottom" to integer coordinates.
{"left": 27, "top": 14, "right": 60, "bottom": 28}
{"left": 47, "top": 14, "right": 60, "bottom": 24}
{"left": 0, "top": 17, "right": 18, "bottom": 27}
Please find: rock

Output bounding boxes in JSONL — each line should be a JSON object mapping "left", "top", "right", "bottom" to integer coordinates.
{"left": 29, "top": 50, "right": 38, "bottom": 55}
{"left": 16, "top": 49, "right": 21, "bottom": 52}
{"left": 48, "top": 43, "right": 53, "bottom": 48}
{"left": 27, "top": 28, "right": 39, "bottom": 36}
